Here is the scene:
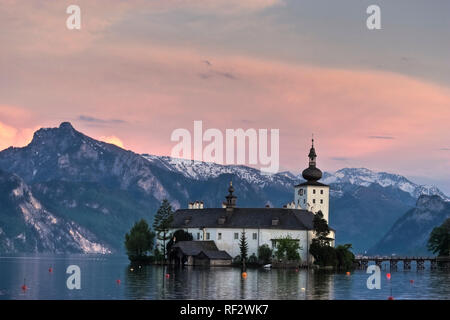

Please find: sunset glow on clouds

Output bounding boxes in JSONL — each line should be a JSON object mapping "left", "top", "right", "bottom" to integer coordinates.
{"left": 0, "top": 1, "right": 449, "bottom": 191}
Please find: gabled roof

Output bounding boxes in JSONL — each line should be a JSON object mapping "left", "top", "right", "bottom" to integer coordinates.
{"left": 172, "top": 240, "right": 218, "bottom": 256}
{"left": 196, "top": 250, "right": 232, "bottom": 260}
{"left": 171, "top": 208, "right": 315, "bottom": 230}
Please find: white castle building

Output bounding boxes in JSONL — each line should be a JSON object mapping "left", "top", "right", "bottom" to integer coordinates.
{"left": 167, "top": 139, "right": 334, "bottom": 265}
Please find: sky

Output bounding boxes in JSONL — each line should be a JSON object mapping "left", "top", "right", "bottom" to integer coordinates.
{"left": 0, "top": 0, "right": 449, "bottom": 193}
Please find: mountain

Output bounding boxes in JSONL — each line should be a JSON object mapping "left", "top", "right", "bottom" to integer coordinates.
{"left": 0, "top": 170, "right": 109, "bottom": 254}
{"left": 369, "top": 195, "right": 450, "bottom": 255}
{"left": 0, "top": 122, "right": 448, "bottom": 254}
{"left": 322, "top": 168, "right": 449, "bottom": 201}
{"left": 141, "top": 157, "right": 447, "bottom": 252}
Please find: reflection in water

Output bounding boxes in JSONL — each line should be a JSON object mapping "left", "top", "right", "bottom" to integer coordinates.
{"left": 1, "top": 255, "right": 449, "bottom": 300}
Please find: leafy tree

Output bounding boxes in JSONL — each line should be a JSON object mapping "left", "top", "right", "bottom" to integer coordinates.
{"left": 335, "top": 244, "right": 355, "bottom": 270}
{"left": 274, "top": 236, "right": 302, "bottom": 261}
{"left": 427, "top": 219, "right": 450, "bottom": 257}
{"left": 239, "top": 231, "right": 248, "bottom": 262}
{"left": 152, "top": 199, "right": 174, "bottom": 260}
{"left": 309, "top": 242, "right": 337, "bottom": 267}
{"left": 124, "top": 219, "right": 155, "bottom": 261}
{"left": 258, "top": 244, "right": 273, "bottom": 264}
{"left": 248, "top": 253, "right": 258, "bottom": 265}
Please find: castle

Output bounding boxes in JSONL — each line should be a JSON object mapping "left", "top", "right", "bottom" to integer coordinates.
{"left": 167, "top": 139, "right": 334, "bottom": 265}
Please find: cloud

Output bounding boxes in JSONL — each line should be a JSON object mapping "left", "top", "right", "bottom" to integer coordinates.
{"left": 330, "top": 157, "right": 350, "bottom": 161}
{"left": 0, "top": 121, "right": 34, "bottom": 151}
{"left": 78, "top": 115, "right": 125, "bottom": 125}
{"left": 368, "top": 136, "right": 396, "bottom": 140}
{"left": 440, "top": 148, "right": 450, "bottom": 151}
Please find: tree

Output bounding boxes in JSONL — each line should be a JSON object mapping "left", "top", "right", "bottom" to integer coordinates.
{"left": 312, "top": 211, "right": 333, "bottom": 246}
{"left": 124, "top": 219, "right": 155, "bottom": 261}
{"left": 152, "top": 199, "right": 174, "bottom": 261}
{"left": 274, "top": 236, "right": 302, "bottom": 261}
{"left": 258, "top": 244, "right": 273, "bottom": 264}
{"left": 335, "top": 244, "right": 355, "bottom": 270}
{"left": 427, "top": 219, "right": 450, "bottom": 257}
{"left": 239, "top": 231, "right": 248, "bottom": 263}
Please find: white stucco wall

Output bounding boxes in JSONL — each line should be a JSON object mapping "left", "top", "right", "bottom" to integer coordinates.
{"left": 165, "top": 227, "right": 313, "bottom": 263}
{"left": 294, "top": 185, "right": 330, "bottom": 223}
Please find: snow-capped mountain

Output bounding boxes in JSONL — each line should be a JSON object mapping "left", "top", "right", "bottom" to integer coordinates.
{"left": 142, "top": 154, "right": 294, "bottom": 188}
{"left": 143, "top": 155, "right": 449, "bottom": 201}
{"left": 322, "top": 168, "right": 449, "bottom": 200}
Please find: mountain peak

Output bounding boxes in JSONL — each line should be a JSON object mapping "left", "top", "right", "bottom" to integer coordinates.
{"left": 416, "top": 194, "right": 446, "bottom": 210}
{"left": 59, "top": 122, "right": 75, "bottom": 130}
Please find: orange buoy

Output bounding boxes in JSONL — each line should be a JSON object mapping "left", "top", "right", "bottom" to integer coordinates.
{"left": 346, "top": 272, "right": 351, "bottom": 276}
{"left": 386, "top": 273, "right": 391, "bottom": 280}
{"left": 241, "top": 272, "right": 247, "bottom": 278}
{"left": 22, "top": 278, "right": 27, "bottom": 291}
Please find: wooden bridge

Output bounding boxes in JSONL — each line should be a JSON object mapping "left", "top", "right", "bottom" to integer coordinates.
{"left": 354, "top": 256, "right": 450, "bottom": 270}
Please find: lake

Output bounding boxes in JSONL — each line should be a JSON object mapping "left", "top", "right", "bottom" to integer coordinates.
{"left": 0, "top": 255, "right": 448, "bottom": 300}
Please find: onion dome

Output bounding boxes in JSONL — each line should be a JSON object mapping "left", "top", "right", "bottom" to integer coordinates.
{"left": 301, "top": 138, "right": 323, "bottom": 182}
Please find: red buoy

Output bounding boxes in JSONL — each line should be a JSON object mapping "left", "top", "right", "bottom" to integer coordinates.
{"left": 386, "top": 273, "right": 391, "bottom": 280}
{"left": 22, "top": 278, "right": 27, "bottom": 291}
{"left": 410, "top": 279, "right": 414, "bottom": 284}
{"left": 388, "top": 296, "right": 394, "bottom": 300}
{"left": 295, "top": 268, "right": 299, "bottom": 272}
{"left": 48, "top": 267, "right": 53, "bottom": 273}
{"left": 116, "top": 279, "right": 121, "bottom": 285}
{"left": 165, "top": 274, "right": 170, "bottom": 279}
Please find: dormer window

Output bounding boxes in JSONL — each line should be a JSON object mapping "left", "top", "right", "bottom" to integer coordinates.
{"left": 272, "top": 218, "right": 279, "bottom": 226}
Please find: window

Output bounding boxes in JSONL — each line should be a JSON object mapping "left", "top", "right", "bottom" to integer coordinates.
{"left": 234, "top": 233, "right": 239, "bottom": 240}
{"left": 253, "top": 233, "right": 257, "bottom": 240}
{"left": 313, "top": 189, "right": 316, "bottom": 194}
{"left": 298, "top": 189, "right": 304, "bottom": 196}
{"left": 197, "top": 233, "right": 200, "bottom": 240}
{"left": 320, "top": 190, "right": 324, "bottom": 195}
{"left": 218, "top": 233, "right": 222, "bottom": 240}
{"left": 313, "top": 199, "right": 316, "bottom": 204}
{"left": 303, "top": 199, "right": 306, "bottom": 204}
{"left": 206, "top": 233, "right": 210, "bottom": 240}
{"left": 320, "top": 199, "right": 323, "bottom": 204}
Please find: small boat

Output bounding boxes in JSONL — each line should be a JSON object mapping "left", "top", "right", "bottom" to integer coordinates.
{"left": 263, "top": 264, "right": 272, "bottom": 269}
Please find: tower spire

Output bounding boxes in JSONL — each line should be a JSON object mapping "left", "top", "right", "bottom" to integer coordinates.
{"left": 302, "top": 137, "right": 322, "bottom": 182}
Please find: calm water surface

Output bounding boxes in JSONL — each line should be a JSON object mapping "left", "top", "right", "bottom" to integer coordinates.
{"left": 0, "top": 255, "right": 448, "bottom": 300}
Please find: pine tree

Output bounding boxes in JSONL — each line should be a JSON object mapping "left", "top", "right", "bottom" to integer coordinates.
{"left": 124, "top": 219, "right": 155, "bottom": 261}
{"left": 239, "top": 231, "right": 248, "bottom": 263}
{"left": 152, "top": 199, "right": 174, "bottom": 261}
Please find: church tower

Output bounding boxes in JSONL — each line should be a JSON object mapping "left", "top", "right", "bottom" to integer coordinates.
{"left": 294, "top": 138, "right": 330, "bottom": 223}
